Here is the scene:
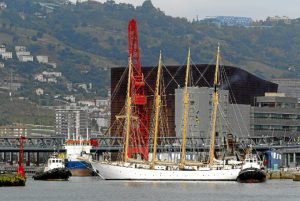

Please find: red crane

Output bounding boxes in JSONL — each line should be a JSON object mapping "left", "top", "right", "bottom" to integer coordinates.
{"left": 127, "top": 19, "right": 149, "bottom": 160}
{"left": 18, "top": 136, "right": 26, "bottom": 177}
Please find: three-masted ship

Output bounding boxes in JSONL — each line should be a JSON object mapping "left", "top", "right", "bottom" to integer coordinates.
{"left": 91, "top": 20, "right": 242, "bottom": 180}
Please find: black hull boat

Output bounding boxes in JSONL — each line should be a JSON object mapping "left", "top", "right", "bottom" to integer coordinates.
{"left": 33, "top": 152, "right": 71, "bottom": 181}
{"left": 237, "top": 167, "right": 266, "bottom": 183}
{"left": 33, "top": 168, "right": 71, "bottom": 181}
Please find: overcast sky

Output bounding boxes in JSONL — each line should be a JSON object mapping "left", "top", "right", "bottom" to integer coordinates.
{"left": 72, "top": 0, "right": 300, "bottom": 20}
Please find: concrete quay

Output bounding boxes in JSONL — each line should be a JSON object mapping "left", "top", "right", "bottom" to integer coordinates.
{"left": 267, "top": 169, "right": 300, "bottom": 180}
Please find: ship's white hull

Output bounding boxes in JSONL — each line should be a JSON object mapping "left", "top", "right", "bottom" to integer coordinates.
{"left": 92, "top": 162, "right": 241, "bottom": 181}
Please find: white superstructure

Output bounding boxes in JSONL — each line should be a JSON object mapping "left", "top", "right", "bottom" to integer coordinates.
{"left": 44, "top": 154, "right": 65, "bottom": 172}
{"left": 64, "top": 139, "right": 92, "bottom": 161}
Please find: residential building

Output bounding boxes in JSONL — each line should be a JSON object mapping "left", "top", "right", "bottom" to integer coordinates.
{"left": 34, "top": 73, "right": 46, "bottom": 82}
{"left": 64, "top": 95, "right": 76, "bottom": 103}
{"left": 75, "top": 0, "right": 89, "bottom": 3}
{"left": 42, "top": 71, "right": 62, "bottom": 77}
{"left": 96, "top": 99, "right": 110, "bottom": 107}
{"left": 201, "top": 16, "right": 253, "bottom": 27}
{"left": 48, "top": 62, "right": 57, "bottom": 68}
{"left": 266, "top": 16, "right": 291, "bottom": 24}
{"left": 0, "top": 45, "right": 5, "bottom": 53}
{"left": 1, "top": 52, "right": 12, "bottom": 60}
{"left": 77, "top": 83, "right": 88, "bottom": 91}
{"left": 15, "top": 46, "right": 26, "bottom": 52}
{"left": 36, "top": 55, "right": 49, "bottom": 64}
{"left": 47, "top": 77, "right": 57, "bottom": 83}
{"left": 0, "top": 2, "right": 7, "bottom": 9}
{"left": 19, "top": 55, "right": 33, "bottom": 62}
{"left": 78, "top": 100, "right": 96, "bottom": 107}
{"left": 34, "top": 71, "right": 62, "bottom": 83}
{"left": 55, "top": 106, "right": 89, "bottom": 137}
{"left": 16, "top": 51, "right": 30, "bottom": 59}
{"left": 35, "top": 88, "right": 44, "bottom": 96}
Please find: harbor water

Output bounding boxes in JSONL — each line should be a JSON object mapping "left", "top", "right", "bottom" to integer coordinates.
{"left": 1, "top": 177, "right": 300, "bottom": 201}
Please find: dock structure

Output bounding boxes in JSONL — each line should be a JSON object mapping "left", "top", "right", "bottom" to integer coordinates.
{"left": 0, "top": 136, "right": 300, "bottom": 168}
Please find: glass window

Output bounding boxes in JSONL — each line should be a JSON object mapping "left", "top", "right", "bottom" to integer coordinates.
{"left": 261, "top": 102, "right": 275, "bottom": 107}
{"left": 289, "top": 154, "right": 294, "bottom": 163}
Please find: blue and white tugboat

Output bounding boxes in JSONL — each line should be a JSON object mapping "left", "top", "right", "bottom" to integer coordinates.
{"left": 33, "top": 153, "right": 71, "bottom": 181}
{"left": 237, "top": 153, "right": 266, "bottom": 183}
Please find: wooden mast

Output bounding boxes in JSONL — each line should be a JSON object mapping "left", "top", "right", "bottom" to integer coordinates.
{"left": 209, "top": 44, "right": 221, "bottom": 166}
{"left": 124, "top": 57, "right": 133, "bottom": 163}
{"left": 180, "top": 49, "right": 191, "bottom": 167}
{"left": 151, "top": 51, "right": 163, "bottom": 168}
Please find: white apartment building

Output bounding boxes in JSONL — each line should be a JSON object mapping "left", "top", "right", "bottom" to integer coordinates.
{"left": 1, "top": 52, "right": 12, "bottom": 60}
{"left": 36, "top": 55, "right": 49, "bottom": 64}
{"left": 35, "top": 88, "right": 44, "bottom": 96}
{"left": 55, "top": 106, "right": 89, "bottom": 137}
{"left": 0, "top": 2, "right": 7, "bottom": 9}
{"left": 15, "top": 46, "right": 26, "bottom": 52}
{"left": 16, "top": 51, "right": 31, "bottom": 58}
{"left": 0, "top": 45, "right": 6, "bottom": 53}
{"left": 19, "top": 55, "right": 34, "bottom": 62}
{"left": 42, "top": 71, "right": 62, "bottom": 77}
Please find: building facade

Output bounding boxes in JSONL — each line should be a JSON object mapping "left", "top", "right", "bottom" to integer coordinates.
{"left": 55, "top": 106, "right": 89, "bottom": 138}
{"left": 201, "top": 16, "right": 253, "bottom": 27}
{"left": 175, "top": 87, "right": 250, "bottom": 140}
{"left": 271, "top": 78, "right": 300, "bottom": 101}
{"left": 251, "top": 93, "right": 300, "bottom": 138}
{"left": 111, "top": 64, "right": 277, "bottom": 137}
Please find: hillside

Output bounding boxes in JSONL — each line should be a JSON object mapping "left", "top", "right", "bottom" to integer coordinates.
{"left": 0, "top": 0, "right": 299, "bottom": 101}
{"left": 0, "top": 92, "right": 54, "bottom": 126}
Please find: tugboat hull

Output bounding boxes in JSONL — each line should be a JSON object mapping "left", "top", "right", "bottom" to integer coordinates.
{"left": 33, "top": 168, "right": 71, "bottom": 181}
{"left": 237, "top": 168, "right": 266, "bottom": 183}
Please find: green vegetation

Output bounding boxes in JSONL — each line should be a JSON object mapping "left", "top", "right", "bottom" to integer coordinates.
{"left": 0, "top": 92, "right": 54, "bottom": 126}
{"left": 0, "top": 0, "right": 299, "bottom": 126}
{"left": 0, "top": 173, "right": 26, "bottom": 186}
{"left": 0, "top": 0, "right": 299, "bottom": 79}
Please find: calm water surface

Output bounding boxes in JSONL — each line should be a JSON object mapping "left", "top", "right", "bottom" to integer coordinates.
{"left": 0, "top": 177, "right": 300, "bottom": 201}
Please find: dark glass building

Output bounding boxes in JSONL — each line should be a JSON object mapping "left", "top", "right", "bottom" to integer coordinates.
{"left": 111, "top": 64, "right": 278, "bottom": 136}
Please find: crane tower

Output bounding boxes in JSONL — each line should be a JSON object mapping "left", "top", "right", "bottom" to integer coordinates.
{"left": 127, "top": 19, "right": 149, "bottom": 160}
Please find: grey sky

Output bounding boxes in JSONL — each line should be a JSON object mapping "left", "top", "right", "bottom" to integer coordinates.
{"left": 74, "top": 0, "right": 300, "bottom": 20}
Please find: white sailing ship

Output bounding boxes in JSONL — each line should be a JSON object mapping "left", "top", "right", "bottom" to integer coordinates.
{"left": 92, "top": 44, "right": 243, "bottom": 180}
